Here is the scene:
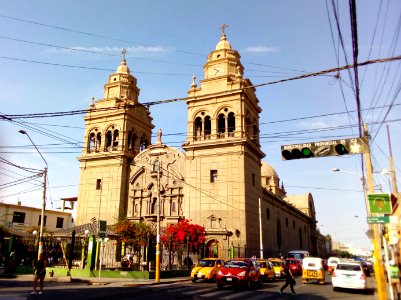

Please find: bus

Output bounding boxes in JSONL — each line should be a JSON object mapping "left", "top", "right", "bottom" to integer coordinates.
{"left": 287, "top": 250, "right": 310, "bottom": 260}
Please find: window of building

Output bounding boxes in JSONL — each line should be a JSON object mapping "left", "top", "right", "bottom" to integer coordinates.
{"left": 299, "top": 228, "right": 303, "bottom": 249}
{"left": 96, "top": 179, "right": 102, "bottom": 190}
{"left": 210, "top": 170, "right": 218, "bottom": 182}
{"left": 277, "top": 219, "right": 282, "bottom": 249}
{"left": 56, "top": 217, "right": 64, "bottom": 229}
{"left": 286, "top": 217, "right": 288, "bottom": 227}
{"left": 252, "top": 173, "right": 255, "bottom": 187}
{"left": 38, "top": 215, "right": 47, "bottom": 226}
{"left": 171, "top": 202, "right": 176, "bottom": 213}
{"left": 12, "top": 211, "right": 25, "bottom": 223}
{"left": 266, "top": 208, "right": 270, "bottom": 219}
{"left": 227, "top": 112, "right": 235, "bottom": 137}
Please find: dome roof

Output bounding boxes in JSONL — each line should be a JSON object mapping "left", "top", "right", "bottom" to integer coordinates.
{"left": 261, "top": 161, "right": 278, "bottom": 178}
{"left": 116, "top": 59, "right": 130, "bottom": 74}
{"left": 215, "top": 34, "right": 232, "bottom": 50}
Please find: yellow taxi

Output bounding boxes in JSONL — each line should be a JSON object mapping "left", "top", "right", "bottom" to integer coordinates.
{"left": 301, "top": 257, "right": 325, "bottom": 285}
{"left": 191, "top": 258, "right": 225, "bottom": 282}
{"left": 257, "top": 259, "right": 275, "bottom": 281}
{"left": 268, "top": 258, "right": 285, "bottom": 278}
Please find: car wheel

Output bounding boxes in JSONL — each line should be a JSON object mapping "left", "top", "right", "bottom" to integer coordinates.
{"left": 191, "top": 277, "right": 197, "bottom": 283}
{"left": 217, "top": 283, "right": 223, "bottom": 289}
{"left": 333, "top": 287, "right": 337, "bottom": 291}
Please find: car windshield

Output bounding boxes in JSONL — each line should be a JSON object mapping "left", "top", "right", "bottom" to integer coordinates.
{"left": 270, "top": 261, "right": 281, "bottom": 267}
{"left": 337, "top": 264, "right": 361, "bottom": 271}
{"left": 258, "top": 262, "right": 267, "bottom": 268}
{"left": 226, "top": 261, "right": 248, "bottom": 268}
{"left": 286, "top": 260, "right": 296, "bottom": 265}
{"left": 198, "top": 260, "right": 215, "bottom": 267}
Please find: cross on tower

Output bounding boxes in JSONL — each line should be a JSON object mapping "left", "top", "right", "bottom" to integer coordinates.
{"left": 121, "top": 48, "right": 127, "bottom": 61}
{"left": 220, "top": 23, "right": 229, "bottom": 35}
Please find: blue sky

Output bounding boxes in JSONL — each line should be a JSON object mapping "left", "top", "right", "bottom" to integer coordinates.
{"left": 1, "top": 0, "right": 400, "bottom": 250}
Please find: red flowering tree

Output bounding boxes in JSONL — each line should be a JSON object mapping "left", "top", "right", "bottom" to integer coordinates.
{"left": 160, "top": 219, "right": 206, "bottom": 253}
{"left": 114, "top": 219, "right": 156, "bottom": 253}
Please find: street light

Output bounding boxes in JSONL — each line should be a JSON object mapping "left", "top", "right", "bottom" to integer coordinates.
{"left": 19, "top": 130, "right": 48, "bottom": 259}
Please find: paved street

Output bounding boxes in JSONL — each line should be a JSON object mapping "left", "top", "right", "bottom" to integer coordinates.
{"left": 0, "top": 274, "right": 377, "bottom": 300}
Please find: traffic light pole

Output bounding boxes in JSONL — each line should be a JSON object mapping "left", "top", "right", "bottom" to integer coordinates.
{"left": 364, "top": 125, "right": 387, "bottom": 300}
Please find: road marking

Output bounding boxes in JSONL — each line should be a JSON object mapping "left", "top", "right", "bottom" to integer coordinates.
{"left": 199, "top": 289, "right": 232, "bottom": 297}
{"left": 221, "top": 291, "right": 253, "bottom": 299}
{"left": 183, "top": 286, "right": 216, "bottom": 295}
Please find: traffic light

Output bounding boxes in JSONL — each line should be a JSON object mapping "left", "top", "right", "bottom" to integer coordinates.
{"left": 281, "top": 137, "right": 367, "bottom": 160}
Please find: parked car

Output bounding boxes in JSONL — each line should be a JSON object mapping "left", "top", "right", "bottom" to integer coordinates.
{"left": 332, "top": 261, "right": 367, "bottom": 291}
{"left": 302, "top": 257, "right": 325, "bottom": 285}
{"left": 268, "top": 258, "right": 285, "bottom": 278}
{"left": 257, "top": 259, "right": 275, "bottom": 281}
{"left": 216, "top": 258, "right": 263, "bottom": 289}
{"left": 286, "top": 258, "right": 302, "bottom": 276}
{"left": 327, "top": 256, "right": 340, "bottom": 274}
{"left": 191, "top": 258, "right": 225, "bottom": 282}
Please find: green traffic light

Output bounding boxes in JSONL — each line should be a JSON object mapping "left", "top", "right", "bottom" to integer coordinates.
{"left": 301, "top": 147, "right": 313, "bottom": 158}
{"left": 335, "top": 144, "right": 348, "bottom": 155}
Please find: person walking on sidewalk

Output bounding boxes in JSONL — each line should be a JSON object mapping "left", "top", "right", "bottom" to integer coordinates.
{"left": 279, "top": 262, "right": 296, "bottom": 296}
{"left": 31, "top": 253, "right": 47, "bottom": 295}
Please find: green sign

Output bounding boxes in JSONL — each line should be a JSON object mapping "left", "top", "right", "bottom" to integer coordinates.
{"left": 367, "top": 216, "right": 390, "bottom": 224}
{"left": 368, "top": 193, "right": 392, "bottom": 214}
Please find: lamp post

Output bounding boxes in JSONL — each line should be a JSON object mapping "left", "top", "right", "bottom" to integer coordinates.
{"left": 19, "top": 130, "right": 47, "bottom": 259}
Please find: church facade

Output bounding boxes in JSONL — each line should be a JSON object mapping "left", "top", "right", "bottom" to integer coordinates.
{"left": 76, "top": 31, "right": 319, "bottom": 258}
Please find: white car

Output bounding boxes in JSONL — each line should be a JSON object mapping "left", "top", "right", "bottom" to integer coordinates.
{"left": 332, "top": 262, "right": 367, "bottom": 291}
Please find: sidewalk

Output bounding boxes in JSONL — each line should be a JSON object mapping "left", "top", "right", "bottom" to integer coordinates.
{"left": 1, "top": 273, "right": 190, "bottom": 287}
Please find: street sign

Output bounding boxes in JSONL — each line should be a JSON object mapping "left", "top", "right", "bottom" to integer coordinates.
{"left": 99, "top": 220, "right": 107, "bottom": 238}
{"left": 367, "top": 216, "right": 390, "bottom": 224}
{"left": 368, "top": 193, "right": 392, "bottom": 214}
{"left": 281, "top": 137, "right": 368, "bottom": 160}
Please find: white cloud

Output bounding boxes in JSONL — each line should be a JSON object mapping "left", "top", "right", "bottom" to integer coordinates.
{"left": 245, "top": 46, "right": 279, "bottom": 53}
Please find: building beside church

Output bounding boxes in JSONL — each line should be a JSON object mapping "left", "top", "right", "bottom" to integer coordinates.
{"left": 76, "top": 30, "right": 320, "bottom": 259}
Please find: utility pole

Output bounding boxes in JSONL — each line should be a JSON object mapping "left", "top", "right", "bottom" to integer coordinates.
{"left": 364, "top": 124, "right": 388, "bottom": 300}
{"left": 155, "top": 159, "right": 161, "bottom": 283}
{"left": 387, "top": 125, "right": 398, "bottom": 194}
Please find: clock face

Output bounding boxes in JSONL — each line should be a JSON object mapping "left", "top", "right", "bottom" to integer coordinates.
{"left": 212, "top": 65, "right": 224, "bottom": 77}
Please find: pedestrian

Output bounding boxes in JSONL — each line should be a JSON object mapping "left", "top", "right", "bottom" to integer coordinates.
{"left": 279, "top": 263, "right": 296, "bottom": 296}
{"left": 9, "top": 249, "right": 16, "bottom": 275}
{"left": 31, "top": 253, "right": 47, "bottom": 295}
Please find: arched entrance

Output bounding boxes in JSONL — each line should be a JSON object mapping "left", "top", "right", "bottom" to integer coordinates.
{"left": 205, "top": 239, "right": 221, "bottom": 258}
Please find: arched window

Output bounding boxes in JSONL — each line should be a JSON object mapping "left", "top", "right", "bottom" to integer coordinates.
{"left": 151, "top": 197, "right": 157, "bottom": 214}
{"left": 152, "top": 160, "right": 159, "bottom": 172}
{"left": 88, "top": 131, "right": 101, "bottom": 152}
{"left": 227, "top": 112, "right": 235, "bottom": 137}
{"left": 194, "top": 117, "right": 202, "bottom": 140}
{"left": 204, "top": 116, "right": 211, "bottom": 139}
{"left": 105, "top": 127, "right": 119, "bottom": 151}
{"left": 217, "top": 113, "right": 226, "bottom": 138}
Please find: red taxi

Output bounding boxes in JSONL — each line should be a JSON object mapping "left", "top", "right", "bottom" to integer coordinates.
{"left": 286, "top": 258, "right": 302, "bottom": 276}
{"left": 216, "top": 258, "right": 263, "bottom": 289}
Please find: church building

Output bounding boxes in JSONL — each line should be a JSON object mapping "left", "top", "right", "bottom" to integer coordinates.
{"left": 76, "top": 30, "right": 319, "bottom": 258}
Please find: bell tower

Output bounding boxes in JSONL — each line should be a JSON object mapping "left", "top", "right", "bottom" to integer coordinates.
{"left": 183, "top": 28, "right": 265, "bottom": 251}
{"left": 76, "top": 50, "right": 154, "bottom": 225}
